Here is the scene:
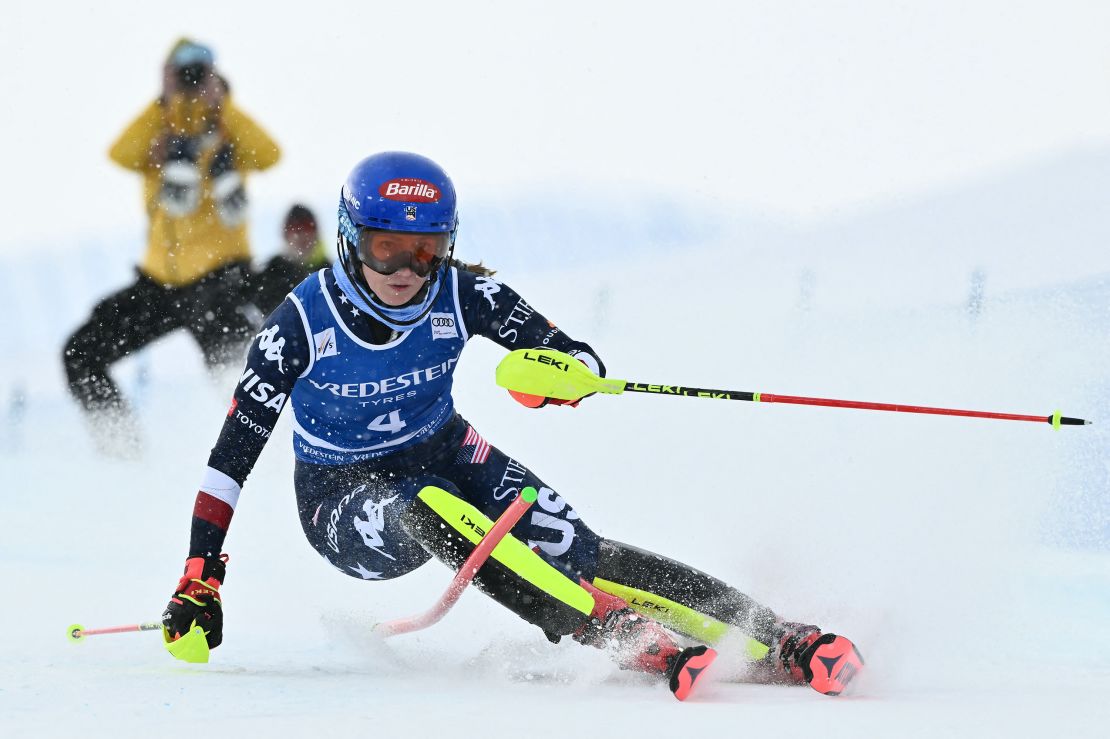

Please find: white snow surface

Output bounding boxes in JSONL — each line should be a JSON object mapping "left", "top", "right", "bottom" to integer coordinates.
{"left": 3, "top": 3, "right": 1110, "bottom": 736}
{"left": 3, "top": 220, "right": 1110, "bottom": 736}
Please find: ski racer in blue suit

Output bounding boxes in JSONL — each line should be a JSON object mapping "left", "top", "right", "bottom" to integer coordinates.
{"left": 161, "top": 151, "right": 863, "bottom": 696}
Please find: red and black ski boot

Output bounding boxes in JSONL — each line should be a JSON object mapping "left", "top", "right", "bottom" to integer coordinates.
{"left": 771, "top": 622, "right": 865, "bottom": 696}
{"left": 574, "top": 580, "right": 717, "bottom": 701}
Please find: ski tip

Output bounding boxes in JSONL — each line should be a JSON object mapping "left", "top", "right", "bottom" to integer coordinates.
{"left": 803, "top": 634, "right": 864, "bottom": 696}
{"left": 669, "top": 645, "right": 717, "bottom": 701}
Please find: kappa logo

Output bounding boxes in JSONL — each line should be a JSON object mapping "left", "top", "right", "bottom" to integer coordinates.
{"left": 430, "top": 312, "right": 458, "bottom": 340}
{"left": 313, "top": 327, "right": 339, "bottom": 359}
{"left": 474, "top": 276, "right": 501, "bottom": 309}
{"left": 256, "top": 325, "right": 286, "bottom": 373}
{"left": 353, "top": 494, "right": 399, "bottom": 561}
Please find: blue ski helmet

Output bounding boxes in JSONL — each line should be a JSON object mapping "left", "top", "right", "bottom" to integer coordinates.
{"left": 336, "top": 152, "right": 459, "bottom": 324}
{"left": 339, "top": 150, "right": 457, "bottom": 236}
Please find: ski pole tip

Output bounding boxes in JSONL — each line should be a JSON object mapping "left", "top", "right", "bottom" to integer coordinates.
{"left": 67, "top": 623, "right": 86, "bottom": 643}
{"left": 521, "top": 486, "right": 538, "bottom": 503}
{"left": 1051, "top": 412, "right": 1091, "bottom": 428}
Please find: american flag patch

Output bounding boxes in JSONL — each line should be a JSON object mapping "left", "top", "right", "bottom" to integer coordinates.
{"left": 456, "top": 425, "right": 491, "bottom": 464}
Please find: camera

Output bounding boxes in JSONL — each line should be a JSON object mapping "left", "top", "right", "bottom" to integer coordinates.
{"left": 176, "top": 63, "right": 210, "bottom": 87}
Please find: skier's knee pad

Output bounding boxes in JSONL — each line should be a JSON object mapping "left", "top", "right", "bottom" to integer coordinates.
{"left": 301, "top": 477, "right": 433, "bottom": 581}
{"left": 401, "top": 485, "right": 595, "bottom": 637}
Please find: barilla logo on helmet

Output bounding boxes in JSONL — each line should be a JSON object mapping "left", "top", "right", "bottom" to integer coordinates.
{"left": 380, "top": 178, "right": 440, "bottom": 203}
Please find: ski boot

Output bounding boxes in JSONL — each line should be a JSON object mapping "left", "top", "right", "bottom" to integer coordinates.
{"left": 768, "top": 621, "right": 865, "bottom": 696}
{"left": 574, "top": 580, "right": 717, "bottom": 701}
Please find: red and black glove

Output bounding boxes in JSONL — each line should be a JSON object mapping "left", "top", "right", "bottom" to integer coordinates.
{"left": 162, "top": 554, "right": 227, "bottom": 649}
{"left": 508, "top": 350, "right": 600, "bottom": 409}
{"left": 508, "top": 390, "right": 582, "bottom": 408}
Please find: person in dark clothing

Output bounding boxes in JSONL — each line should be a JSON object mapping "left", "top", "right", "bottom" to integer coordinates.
{"left": 245, "top": 204, "right": 329, "bottom": 316}
{"left": 62, "top": 38, "right": 280, "bottom": 452}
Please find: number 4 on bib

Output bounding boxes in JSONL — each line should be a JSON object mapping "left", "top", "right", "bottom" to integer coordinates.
{"left": 367, "top": 411, "right": 406, "bottom": 434}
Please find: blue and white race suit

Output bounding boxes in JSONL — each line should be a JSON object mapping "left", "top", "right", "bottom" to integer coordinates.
{"left": 196, "top": 264, "right": 605, "bottom": 582}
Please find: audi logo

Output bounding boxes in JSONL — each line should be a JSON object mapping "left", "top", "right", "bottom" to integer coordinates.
{"left": 431, "top": 317, "right": 454, "bottom": 327}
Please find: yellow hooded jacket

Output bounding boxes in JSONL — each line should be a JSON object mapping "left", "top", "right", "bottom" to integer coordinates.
{"left": 109, "top": 96, "right": 280, "bottom": 287}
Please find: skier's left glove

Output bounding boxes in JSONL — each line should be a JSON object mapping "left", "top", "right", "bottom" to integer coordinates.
{"left": 509, "top": 390, "right": 582, "bottom": 408}
{"left": 508, "top": 350, "right": 602, "bottom": 409}
{"left": 162, "top": 554, "right": 227, "bottom": 654}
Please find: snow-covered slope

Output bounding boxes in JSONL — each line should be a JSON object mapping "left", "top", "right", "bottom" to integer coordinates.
{"left": 3, "top": 193, "right": 1109, "bottom": 735}
{"left": 5, "top": 1, "right": 1110, "bottom": 732}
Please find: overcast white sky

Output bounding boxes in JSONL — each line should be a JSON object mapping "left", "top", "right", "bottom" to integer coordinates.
{"left": 1, "top": 1, "right": 1108, "bottom": 253}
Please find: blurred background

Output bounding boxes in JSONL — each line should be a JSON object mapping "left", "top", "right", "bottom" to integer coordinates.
{"left": 3, "top": 1, "right": 1110, "bottom": 375}
{"left": 1, "top": 1, "right": 1109, "bottom": 736}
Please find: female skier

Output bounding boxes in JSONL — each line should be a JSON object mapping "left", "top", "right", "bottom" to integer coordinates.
{"left": 161, "top": 151, "right": 863, "bottom": 698}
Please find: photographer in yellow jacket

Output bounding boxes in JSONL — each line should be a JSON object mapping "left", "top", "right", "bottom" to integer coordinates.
{"left": 63, "top": 39, "right": 280, "bottom": 453}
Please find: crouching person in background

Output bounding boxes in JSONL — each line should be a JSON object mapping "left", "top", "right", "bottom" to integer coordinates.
{"left": 62, "top": 38, "right": 280, "bottom": 456}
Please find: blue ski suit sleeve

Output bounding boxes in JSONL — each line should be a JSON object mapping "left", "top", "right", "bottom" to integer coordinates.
{"left": 206, "top": 297, "right": 311, "bottom": 485}
{"left": 455, "top": 269, "right": 606, "bottom": 376}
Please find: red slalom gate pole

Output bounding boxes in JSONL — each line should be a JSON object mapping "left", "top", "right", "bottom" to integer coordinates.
{"left": 374, "top": 486, "right": 539, "bottom": 638}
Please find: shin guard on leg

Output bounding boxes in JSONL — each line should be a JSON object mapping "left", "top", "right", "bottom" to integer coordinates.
{"left": 401, "top": 485, "right": 595, "bottom": 637}
{"left": 401, "top": 486, "right": 691, "bottom": 678}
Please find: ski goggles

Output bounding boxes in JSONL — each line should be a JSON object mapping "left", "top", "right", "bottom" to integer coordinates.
{"left": 356, "top": 227, "right": 450, "bottom": 278}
